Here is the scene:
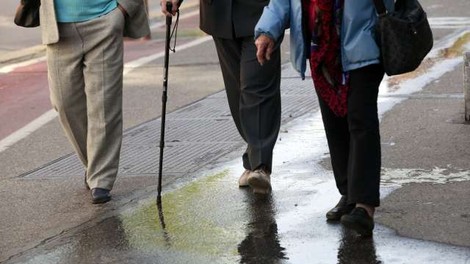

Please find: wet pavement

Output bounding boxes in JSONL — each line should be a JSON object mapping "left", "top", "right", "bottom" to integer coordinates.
{"left": 7, "top": 113, "right": 470, "bottom": 263}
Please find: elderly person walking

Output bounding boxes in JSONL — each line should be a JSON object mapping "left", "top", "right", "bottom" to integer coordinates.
{"left": 255, "top": 0, "right": 393, "bottom": 236}
{"left": 41, "top": 0, "right": 150, "bottom": 203}
{"left": 162, "top": 0, "right": 282, "bottom": 195}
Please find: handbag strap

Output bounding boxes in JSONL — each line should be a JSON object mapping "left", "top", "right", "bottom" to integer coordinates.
{"left": 372, "top": 0, "right": 387, "bottom": 16}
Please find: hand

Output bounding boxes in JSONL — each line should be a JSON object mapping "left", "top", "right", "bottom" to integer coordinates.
{"left": 255, "top": 34, "right": 275, "bottom": 66}
{"left": 161, "top": 0, "right": 180, "bottom": 16}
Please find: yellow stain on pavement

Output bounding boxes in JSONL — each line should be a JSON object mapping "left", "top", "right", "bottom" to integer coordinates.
{"left": 119, "top": 170, "right": 246, "bottom": 261}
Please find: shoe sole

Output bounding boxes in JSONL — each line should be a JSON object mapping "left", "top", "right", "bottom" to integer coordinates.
{"left": 238, "top": 180, "right": 249, "bottom": 188}
{"left": 248, "top": 177, "right": 271, "bottom": 194}
{"left": 92, "top": 196, "right": 111, "bottom": 204}
{"left": 341, "top": 217, "right": 373, "bottom": 237}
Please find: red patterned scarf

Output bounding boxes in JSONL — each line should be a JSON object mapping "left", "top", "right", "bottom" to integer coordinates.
{"left": 303, "top": 0, "right": 348, "bottom": 117}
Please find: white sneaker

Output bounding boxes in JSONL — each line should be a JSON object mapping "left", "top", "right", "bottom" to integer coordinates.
{"left": 238, "top": 169, "right": 251, "bottom": 187}
{"left": 247, "top": 169, "right": 271, "bottom": 194}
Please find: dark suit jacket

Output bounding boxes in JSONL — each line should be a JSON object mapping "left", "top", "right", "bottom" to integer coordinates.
{"left": 199, "top": 0, "right": 270, "bottom": 39}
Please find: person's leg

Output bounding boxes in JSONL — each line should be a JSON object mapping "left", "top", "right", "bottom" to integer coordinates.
{"left": 47, "top": 24, "right": 88, "bottom": 168}
{"left": 240, "top": 37, "right": 281, "bottom": 194}
{"left": 239, "top": 36, "right": 281, "bottom": 172}
{"left": 316, "top": 97, "right": 355, "bottom": 220}
{"left": 79, "top": 8, "right": 125, "bottom": 191}
{"left": 212, "top": 37, "right": 252, "bottom": 169}
{"left": 317, "top": 98, "right": 350, "bottom": 196}
{"left": 346, "top": 63, "right": 384, "bottom": 210}
{"left": 213, "top": 37, "right": 255, "bottom": 187}
{"left": 340, "top": 63, "right": 384, "bottom": 236}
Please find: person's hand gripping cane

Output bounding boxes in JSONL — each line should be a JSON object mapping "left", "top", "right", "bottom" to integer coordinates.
{"left": 161, "top": 0, "right": 180, "bottom": 16}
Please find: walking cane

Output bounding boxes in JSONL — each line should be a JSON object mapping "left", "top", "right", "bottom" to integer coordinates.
{"left": 157, "top": 1, "right": 181, "bottom": 203}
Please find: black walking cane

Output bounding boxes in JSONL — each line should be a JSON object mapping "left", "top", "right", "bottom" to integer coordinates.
{"left": 157, "top": 1, "right": 181, "bottom": 204}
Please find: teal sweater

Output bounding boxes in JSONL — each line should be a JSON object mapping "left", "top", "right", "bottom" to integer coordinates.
{"left": 54, "top": 0, "right": 117, "bottom": 23}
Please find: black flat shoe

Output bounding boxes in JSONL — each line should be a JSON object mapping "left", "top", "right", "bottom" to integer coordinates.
{"left": 326, "top": 195, "right": 355, "bottom": 221}
{"left": 340, "top": 207, "right": 374, "bottom": 237}
{"left": 91, "top": 188, "right": 111, "bottom": 204}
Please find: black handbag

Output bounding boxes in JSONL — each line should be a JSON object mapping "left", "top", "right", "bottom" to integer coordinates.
{"left": 372, "top": 0, "right": 433, "bottom": 76}
{"left": 14, "top": 0, "right": 40, "bottom": 28}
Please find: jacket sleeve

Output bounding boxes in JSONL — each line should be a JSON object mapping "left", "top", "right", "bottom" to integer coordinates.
{"left": 254, "top": 0, "right": 291, "bottom": 41}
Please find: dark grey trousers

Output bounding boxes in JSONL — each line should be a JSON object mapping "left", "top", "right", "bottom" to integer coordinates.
{"left": 317, "top": 64, "right": 384, "bottom": 207}
{"left": 213, "top": 36, "right": 281, "bottom": 172}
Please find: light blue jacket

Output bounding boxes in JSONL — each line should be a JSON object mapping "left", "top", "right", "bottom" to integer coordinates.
{"left": 255, "top": 0, "right": 394, "bottom": 79}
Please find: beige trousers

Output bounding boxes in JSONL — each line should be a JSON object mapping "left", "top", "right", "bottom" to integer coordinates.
{"left": 47, "top": 8, "right": 125, "bottom": 190}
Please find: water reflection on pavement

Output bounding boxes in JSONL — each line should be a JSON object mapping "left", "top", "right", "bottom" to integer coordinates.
{"left": 237, "top": 195, "right": 287, "bottom": 264}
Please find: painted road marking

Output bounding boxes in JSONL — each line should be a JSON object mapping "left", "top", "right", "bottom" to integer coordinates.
{"left": 0, "top": 56, "right": 46, "bottom": 74}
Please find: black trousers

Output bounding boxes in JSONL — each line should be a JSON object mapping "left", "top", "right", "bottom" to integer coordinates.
{"left": 213, "top": 36, "right": 281, "bottom": 172}
{"left": 317, "top": 64, "right": 384, "bottom": 207}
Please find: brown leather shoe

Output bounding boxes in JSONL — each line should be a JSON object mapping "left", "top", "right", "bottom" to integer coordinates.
{"left": 326, "top": 196, "right": 355, "bottom": 221}
{"left": 238, "top": 169, "right": 251, "bottom": 187}
{"left": 247, "top": 168, "right": 271, "bottom": 194}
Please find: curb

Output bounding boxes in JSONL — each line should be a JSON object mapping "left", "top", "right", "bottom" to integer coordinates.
{"left": 0, "top": 45, "right": 46, "bottom": 65}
